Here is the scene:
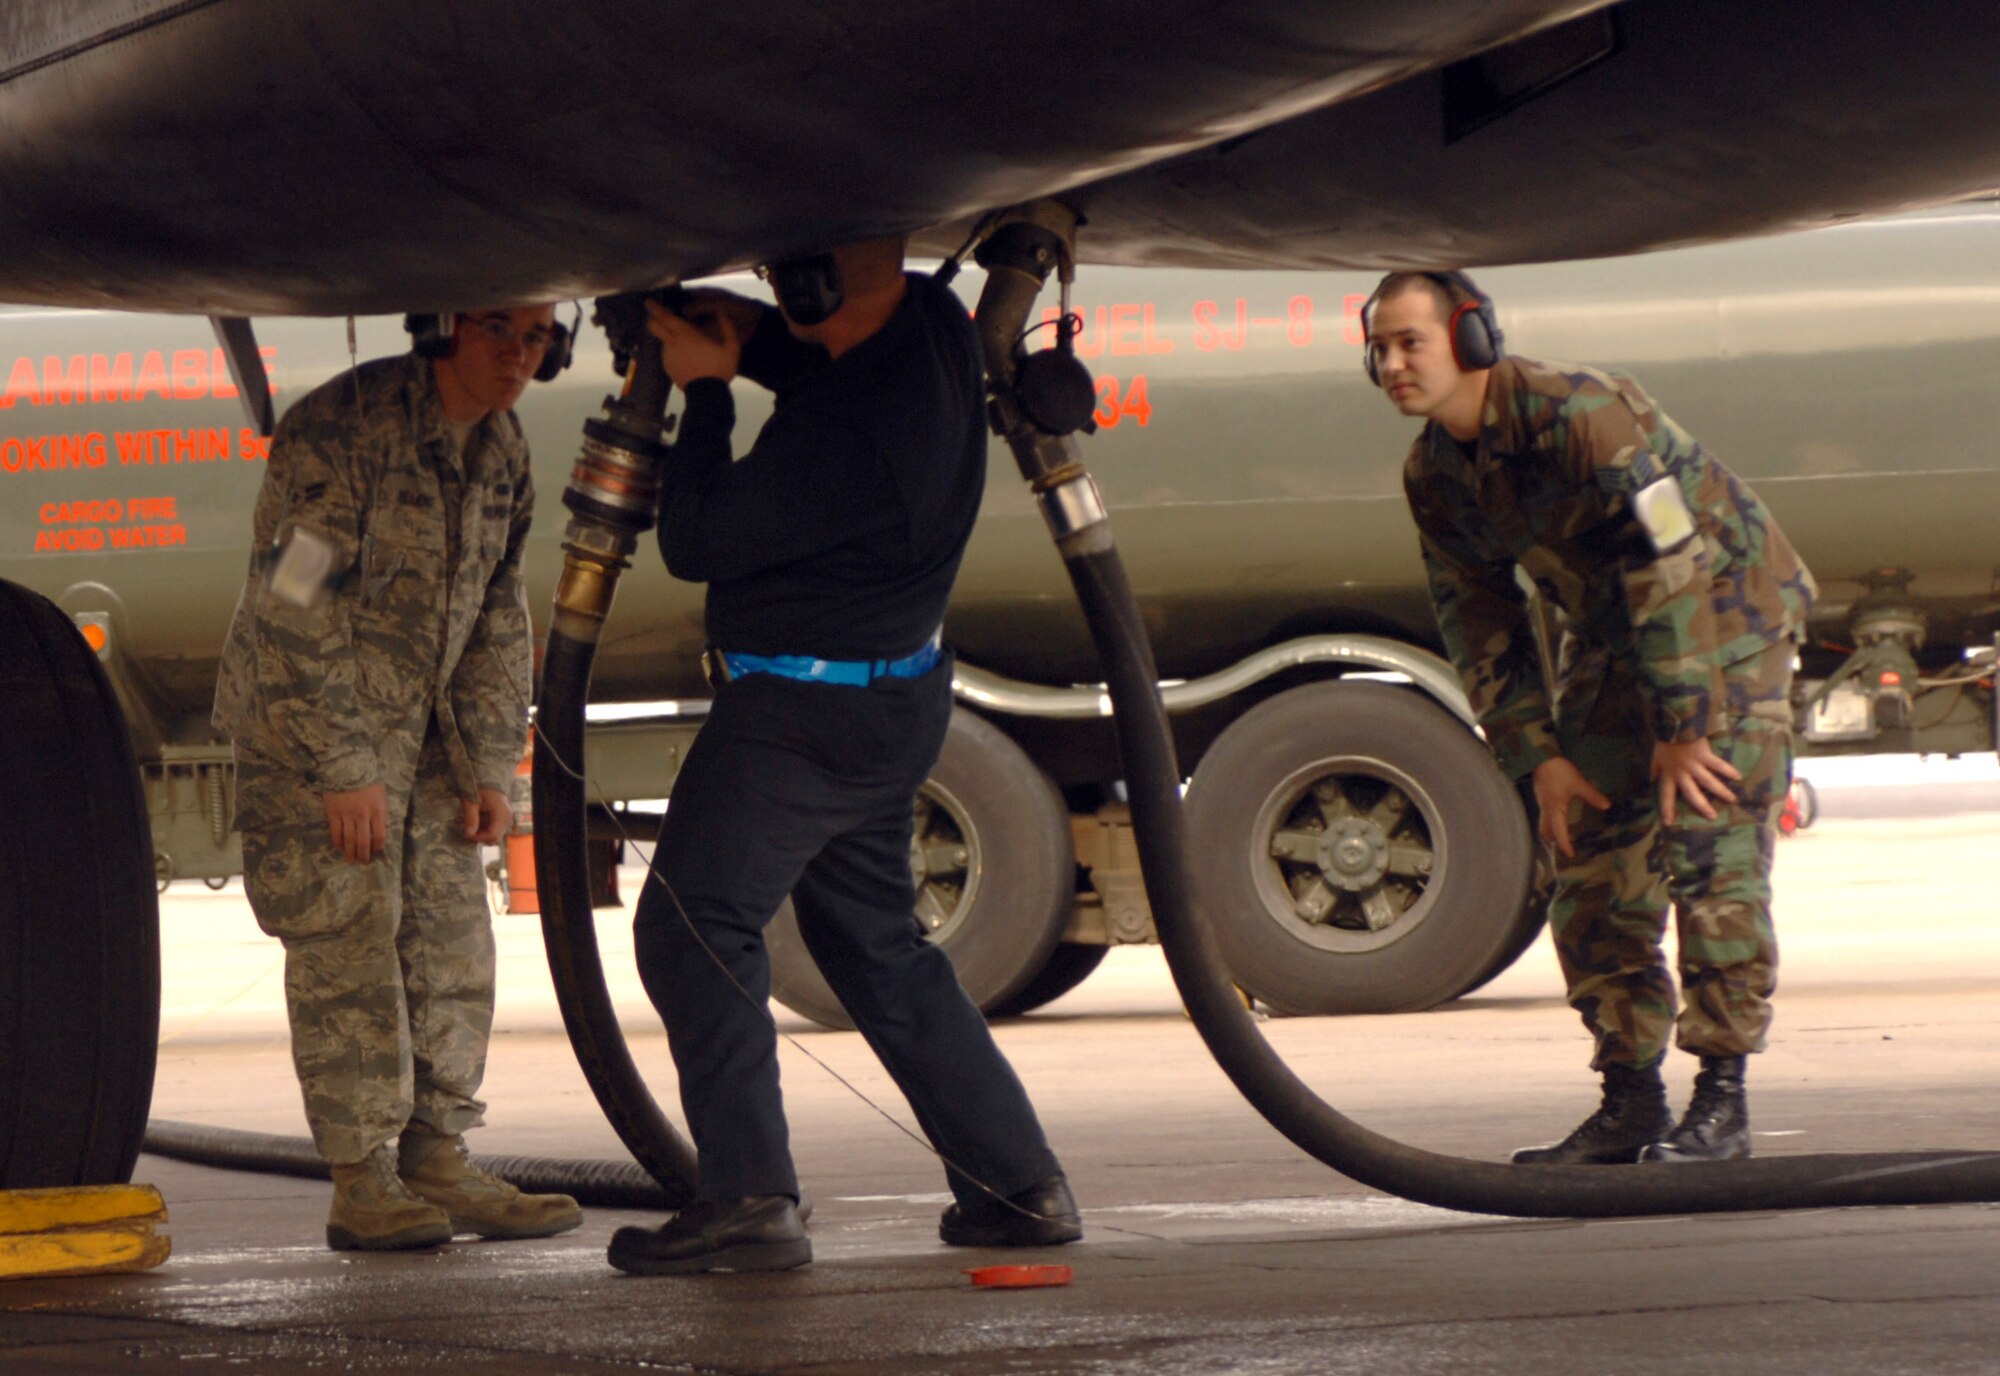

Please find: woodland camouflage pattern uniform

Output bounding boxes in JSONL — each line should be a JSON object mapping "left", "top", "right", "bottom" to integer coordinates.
{"left": 1404, "top": 356, "right": 1817, "bottom": 1072}
{"left": 214, "top": 353, "right": 533, "bottom": 1165}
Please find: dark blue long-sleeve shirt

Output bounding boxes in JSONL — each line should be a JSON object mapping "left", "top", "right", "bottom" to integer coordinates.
{"left": 656, "top": 272, "right": 987, "bottom": 661}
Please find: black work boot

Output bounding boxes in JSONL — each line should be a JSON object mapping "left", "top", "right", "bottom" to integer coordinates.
{"left": 1511, "top": 1062, "right": 1674, "bottom": 1165}
{"left": 1641, "top": 1055, "right": 1750, "bottom": 1162}
{"left": 607, "top": 1196, "right": 811, "bottom": 1275}
{"left": 939, "top": 1173, "right": 1082, "bottom": 1247}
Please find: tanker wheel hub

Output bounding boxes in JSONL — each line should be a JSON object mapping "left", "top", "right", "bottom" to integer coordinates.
{"left": 1316, "top": 817, "right": 1390, "bottom": 891}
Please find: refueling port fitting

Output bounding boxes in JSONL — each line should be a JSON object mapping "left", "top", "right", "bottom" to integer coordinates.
{"left": 974, "top": 206, "right": 1114, "bottom": 560}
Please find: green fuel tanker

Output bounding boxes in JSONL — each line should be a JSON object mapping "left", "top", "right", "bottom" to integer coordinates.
{"left": 4, "top": 204, "right": 1996, "bottom": 1025}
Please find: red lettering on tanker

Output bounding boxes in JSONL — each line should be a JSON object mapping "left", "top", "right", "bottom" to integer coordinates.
{"left": 32, "top": 494, "right": 186, "bottom": 554}
{"left": 1028, "top": 295, "right": 1338, "bottom": 361}
{"left": 1038, "top": 304, "right": 1177, "bottom": 359}
{"left": 1, "top": 425, "right": 255, "bottom": 480}
{"left": 0, "top": 345, "right": 277, "bottom": 409}
{"left": 1192, "top": 296, "right": 1317, "bottom": 351}
{"left": 1092, "top": 375, "right": 1152, "bottom": 429}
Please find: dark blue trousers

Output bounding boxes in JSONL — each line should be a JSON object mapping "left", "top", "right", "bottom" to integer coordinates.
{"left": 632, "top": 659, "right": 1061, "bottom": 1206}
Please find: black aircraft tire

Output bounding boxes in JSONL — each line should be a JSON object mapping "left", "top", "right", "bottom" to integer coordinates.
{"left": 768, "top": 708, "right": 1074, "bottom": 1030}
{"left": 988, "top": 941, "right": 1111, "bottom": 1018}
{"left": 1185, "top": 680, "right": 1535, "bottom": 1017}
{"left": 0, "top": 579, "right": 159, "bottom": 1188}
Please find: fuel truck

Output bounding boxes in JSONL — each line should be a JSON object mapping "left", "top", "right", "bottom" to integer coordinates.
{"left": 3, "top": 204, "right": 1995, "bottom": 1028}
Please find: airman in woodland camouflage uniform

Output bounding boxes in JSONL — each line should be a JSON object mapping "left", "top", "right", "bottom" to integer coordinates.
{"left": 214, "top": 307, "right": 581, "bottom": 1248}
{"left": 1365, "top": 271, "right": 1816, "bottom": 1165}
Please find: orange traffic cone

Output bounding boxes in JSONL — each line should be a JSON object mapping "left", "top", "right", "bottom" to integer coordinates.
{"left": 504, "top": 734, "right": 537, "bottom": 914}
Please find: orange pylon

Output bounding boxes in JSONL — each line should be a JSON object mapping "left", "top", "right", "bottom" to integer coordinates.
{"left": 504, "top": 733, "right": 538, "bottom": 914}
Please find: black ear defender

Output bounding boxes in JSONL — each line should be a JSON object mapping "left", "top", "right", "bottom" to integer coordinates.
{"left": 407, "top": 308, "right": 576, "bottom": 382}
{"left": 532, "top": 302, "right": 581, "bottom": 383}
{"left": 765, "top": 252, "right": 844, "bottom": 326}
{"left": 404, "top": 311, "right": 457, "bottom": 360}
{"left": 1360, "top": 270, "right": 1504, "bottom": 385}
{"left": 1440, "top": 270, "right": 1504, "bottom": 372}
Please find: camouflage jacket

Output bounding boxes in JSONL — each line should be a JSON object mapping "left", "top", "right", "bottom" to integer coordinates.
{"left": 214, "top": 353, "right": 534, "bottom": 798}
{"left": 1403, "top": 356, "right": 1816, "bottom": 779}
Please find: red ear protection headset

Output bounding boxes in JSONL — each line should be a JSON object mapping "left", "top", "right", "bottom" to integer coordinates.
{"left": 1361, "top": 270, "right": 1504, "bottom": 386}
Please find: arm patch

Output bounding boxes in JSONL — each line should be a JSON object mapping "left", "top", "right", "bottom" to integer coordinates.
{"left": 1631, "top": 475, "right": 1696, "bottom": 556}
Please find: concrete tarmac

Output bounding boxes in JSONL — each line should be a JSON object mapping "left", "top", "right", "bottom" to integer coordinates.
{"left": 5, "top": 793, "right": 1998, "bottom": 1374}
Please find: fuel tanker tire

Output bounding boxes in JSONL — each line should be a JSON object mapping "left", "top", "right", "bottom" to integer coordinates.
{"left": 767, "top": 708, "right": 1074, "bottom": 1031}
{"left": 0, "top": 578, "right": 159, "bottom": 1189}
{"left": 1185, "top": 679, "right": 1536, "bottom": 1016}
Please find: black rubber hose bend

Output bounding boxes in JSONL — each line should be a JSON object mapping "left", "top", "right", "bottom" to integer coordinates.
{"left": 533, "top": 628, "right": 698, "bottom": 1203}
{"left": 1060, "top": 545, "right": 2000, "bottom": 1217}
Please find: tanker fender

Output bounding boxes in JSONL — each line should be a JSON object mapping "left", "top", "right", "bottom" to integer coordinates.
{"left": 950, "top": 633, "right": 1477, "bottom": 731}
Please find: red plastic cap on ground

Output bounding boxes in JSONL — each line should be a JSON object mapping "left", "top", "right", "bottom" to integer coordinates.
{"left": 966, "top": 1264, "right": 1073, "bottom": 1288}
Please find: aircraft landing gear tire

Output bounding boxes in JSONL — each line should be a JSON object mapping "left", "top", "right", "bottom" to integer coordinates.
{"left": 988, "top": 941, "right": 1111, "bottom": 1018}
{"left": 767, "top": 708, "right": 1074, "bottom": 1030}
{"left": 1185, "top": 680, "right": 1539, "bottom": 1017}
{"left": 0, "top": 578, "right": 159, "bottom": 1188}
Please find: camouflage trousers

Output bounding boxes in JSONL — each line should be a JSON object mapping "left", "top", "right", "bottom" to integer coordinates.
{"left": 236, "top": 722, "right": 495, "bottom": 1165}
{"left": 1548, "top": 636, "right": 1794, "bottom": 1071}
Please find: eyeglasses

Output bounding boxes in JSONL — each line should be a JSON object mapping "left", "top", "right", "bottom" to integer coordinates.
{"left": 464, "top": 315, "right": 556, "bottom": 353}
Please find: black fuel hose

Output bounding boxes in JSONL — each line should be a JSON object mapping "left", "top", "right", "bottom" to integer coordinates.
{"left": 532, "top": 628, "right": 699, "bottom": 1204}
{"left": 1060, "top": 543, "right": 2000, "bottom": 1216}
{"left": 140, "top": 1119, "right": 683, "bottom": 1209}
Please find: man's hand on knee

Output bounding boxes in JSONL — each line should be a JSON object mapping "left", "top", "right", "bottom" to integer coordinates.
{"left": 1651, "top": 737, "right": 1742, "bottom": 825}
{"left": 462, "top": 786, "right": 511, "bottom": 845}
{"left": 323, "top": 782, "right": 389, "bottom": 863}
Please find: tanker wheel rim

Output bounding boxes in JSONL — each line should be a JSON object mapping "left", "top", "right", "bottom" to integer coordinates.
{"left": 1246, "top": 754, "right": 1444, "bottom": 954}
{"left": 910, "top": 779, "right": 980, "bottom": 943}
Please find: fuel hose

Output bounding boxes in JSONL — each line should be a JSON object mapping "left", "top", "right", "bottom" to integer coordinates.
{"left": 528, "top": 321, "right": 700, "bottom": 1204}
{"left": 141, "top": 1120, "right": 683, "bottom": 1209}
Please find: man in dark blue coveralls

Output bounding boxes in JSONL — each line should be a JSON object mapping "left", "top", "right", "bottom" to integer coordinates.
{"left": 606, "top": 236, "right": 1080, "bottom": 1275}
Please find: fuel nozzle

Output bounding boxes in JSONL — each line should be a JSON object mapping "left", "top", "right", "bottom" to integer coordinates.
{"left": 550, "top": 292, "right": 678, "bottom": 644}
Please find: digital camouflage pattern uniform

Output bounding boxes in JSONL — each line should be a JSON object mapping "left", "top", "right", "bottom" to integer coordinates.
{"left": 1404, "top": 356, "right": 1817, "bottom": 1072}
{"left": 214, "top": 353, "right": 534, "bottom": 1165}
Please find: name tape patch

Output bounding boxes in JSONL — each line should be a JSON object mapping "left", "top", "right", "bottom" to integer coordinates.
{"left": 267, "top": 526, "right": 336, "bottom": 609}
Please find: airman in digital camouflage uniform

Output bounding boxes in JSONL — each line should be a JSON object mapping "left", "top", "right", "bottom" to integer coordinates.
{"left": 1364, "top": 271, "right": 1816, "bottom": 1165}
{"left": 214, "top": 307, "right": 582, "bottom": 1249}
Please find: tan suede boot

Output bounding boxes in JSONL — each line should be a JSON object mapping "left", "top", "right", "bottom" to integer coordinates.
{"left": 326, "top": 1146, "right": 454, "bottom": 1252}
{"left": 399, "top": 1131, "right": 583, "bottom": 1240}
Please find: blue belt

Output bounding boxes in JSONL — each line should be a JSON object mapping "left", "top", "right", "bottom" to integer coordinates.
{"left": 718, "top": 633, "right": 942, "bottom": 687}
